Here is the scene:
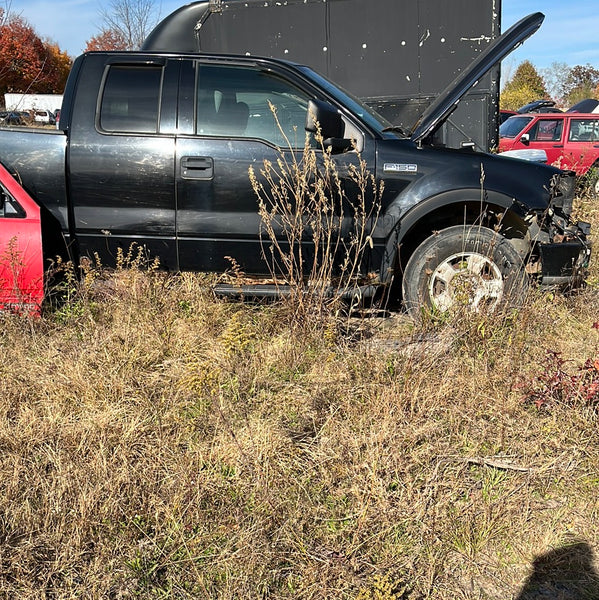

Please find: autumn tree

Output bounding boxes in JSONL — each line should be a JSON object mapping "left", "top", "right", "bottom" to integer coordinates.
{"left": 86, "top": 0, "right": 161, "bottom": 51}
{"left": 500, "top": 60, "right": 549, "bottom": 111}
{"left": 0, "top": 13, "right": 72, "bottom": 96}
{"left": 559, "top": 64, "right": 599, "bottom": 106}
{"left": 0, "top": 15, "right": 48, "bottom": 95}
{"left": 84, "top": 29, "right": 128, "bottom": 52}
{"left": 44, "top": 42, "right": 73, "bottom": 92}
{"left": 541, "top": 62, "right": 571, "bottom": 105}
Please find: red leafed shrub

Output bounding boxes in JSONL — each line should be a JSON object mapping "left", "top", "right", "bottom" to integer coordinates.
{"left": 521, "top": 337, "right": 599, "bottom": 410}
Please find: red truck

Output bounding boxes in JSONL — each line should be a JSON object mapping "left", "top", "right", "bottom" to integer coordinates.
{"left": 499, "top": 112, "right": 599, "bottom": 194}
{"left": 0, "top": 162, "right": 44, "bottom": 315}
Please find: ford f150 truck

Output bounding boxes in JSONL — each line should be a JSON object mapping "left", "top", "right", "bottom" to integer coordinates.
{"left": 0, "top": 11, "right": 592, "bottom": 313}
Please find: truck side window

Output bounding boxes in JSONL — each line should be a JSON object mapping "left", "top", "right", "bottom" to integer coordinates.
{"left": 528, "top": 119, "right": 563, "bottom": 142}
{"left": 100, "top": 65, "right": 163, "bottom": 134}
{"left": 196, "top": 64, "right": 311, "bottom": 148}
{"left": 569, "top": 119, "right": 599, "bottom": 142}
{"left": 0, "top": 187, "right": 25, "bottom": 219}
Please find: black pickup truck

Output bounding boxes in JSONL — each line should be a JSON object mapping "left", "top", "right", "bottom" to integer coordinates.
{"left": 0, "top": 12, "right": 591, "bottom": 312}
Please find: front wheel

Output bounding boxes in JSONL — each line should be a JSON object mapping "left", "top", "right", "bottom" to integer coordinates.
{"left": 402, "top": 225, "right": 528, "bottom": 316}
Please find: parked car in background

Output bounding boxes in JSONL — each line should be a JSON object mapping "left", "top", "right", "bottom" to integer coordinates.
{"left": 499, "top": 112, "right": 599, "bottom": 194}
{"left": 0, "top": 111, "right": 24, "bottom": 125}
{"left": 498, "top": 99, "right": 560, "bottom": 136}
{"left": 33, "top": 110, "right": 56, "bottom": 125}
{"left": 568, "top": 99, "right": 599, "bottom": 114}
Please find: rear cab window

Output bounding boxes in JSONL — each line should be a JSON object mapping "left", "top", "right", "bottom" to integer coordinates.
{"left": 99, "top": 65, "right": 163, "bottom": 133}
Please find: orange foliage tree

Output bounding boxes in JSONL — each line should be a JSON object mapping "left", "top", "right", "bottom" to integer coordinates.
{"left": 43, "top": 42, "right": 72, "bottom": 92}
{"left": 0, "top": 13, "right": 72, "bottom": 96}
{"left": 84, "top": 29, "right": 128, "bottom": 52}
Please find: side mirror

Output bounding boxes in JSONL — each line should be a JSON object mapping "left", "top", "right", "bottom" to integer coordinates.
{"left": 305, "top": 99, "right": 344, "bottom": 138}
{"left": 323, "top": 138, "right": 354, "bottom": 153}
{"left": 520, "top": 133, "right": 530, "bottom": 145}
{"left": 305, "top": 99, "right": 353, "bottom": 153}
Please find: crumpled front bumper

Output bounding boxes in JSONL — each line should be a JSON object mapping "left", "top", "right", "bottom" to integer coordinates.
{"left": 535, "top": 171, "right": 592, "bottom": 286}
{"left": 538, "top": 221, "right": 591, "bottom": 286}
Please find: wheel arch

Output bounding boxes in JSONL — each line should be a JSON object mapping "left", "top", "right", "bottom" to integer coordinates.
{"left": 380, "top": 189, "right": 531, "bottom": 285}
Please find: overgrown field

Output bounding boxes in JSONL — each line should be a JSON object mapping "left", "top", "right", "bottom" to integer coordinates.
{"left": 1, "top": 197, "right": 598, "bottom": 599}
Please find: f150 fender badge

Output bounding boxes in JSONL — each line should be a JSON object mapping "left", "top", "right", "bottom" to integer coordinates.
{"left": 384, "top": 163, "right": 418, "bottom": 173}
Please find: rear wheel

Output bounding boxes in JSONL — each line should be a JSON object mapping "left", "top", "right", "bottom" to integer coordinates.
{"left": 402, "top": 225, "right": 528, "bottom": 316}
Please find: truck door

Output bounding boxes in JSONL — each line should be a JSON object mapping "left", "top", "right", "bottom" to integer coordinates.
{"left": 564, "top": 117, "right": 599, "bottom": 175}
{"left": 175, "top": 60, "right": 315, "bottom": 274}
{"left": 0, "top": 164, "right": 43, "bottom": 314}
{"left": 67, "top": 56, "right": 178, "bottom": 269}
{"left": 175, "top": 60, "right": 374, "bottom": 276}
{"left": 511, "top": 116, "right": 565, "bottom": 167}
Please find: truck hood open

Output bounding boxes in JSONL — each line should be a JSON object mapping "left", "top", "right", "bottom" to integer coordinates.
{"left": 410, "top": 12, "right": 544, "bottom": 143}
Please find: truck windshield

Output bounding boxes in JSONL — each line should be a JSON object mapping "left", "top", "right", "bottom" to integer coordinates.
{"left": 499, "top": 115, "right": 534, "bottom": 139}
{"left": 297, "top": 65, "right": 396, "bottom": 136}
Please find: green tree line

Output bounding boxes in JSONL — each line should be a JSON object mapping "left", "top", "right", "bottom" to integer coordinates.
{"left": 501, "top": 60, "right": 599, "bottom": 110}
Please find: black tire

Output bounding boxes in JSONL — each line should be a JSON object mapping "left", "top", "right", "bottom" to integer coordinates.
{"left": 402, "top": 225, "right": 528, "bottom": 316}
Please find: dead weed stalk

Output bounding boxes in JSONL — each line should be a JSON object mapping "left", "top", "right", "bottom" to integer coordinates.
{"left": 249, "top": 105, "right": 383, "bottom": 327}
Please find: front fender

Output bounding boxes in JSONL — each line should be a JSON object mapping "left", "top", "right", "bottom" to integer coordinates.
{"left": 379, "top": 188, "right": 529, "bottom": 283}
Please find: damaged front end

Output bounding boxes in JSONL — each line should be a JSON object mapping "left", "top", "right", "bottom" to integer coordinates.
{"left": 525, "top": 170, "right": 591, "bottom": 286}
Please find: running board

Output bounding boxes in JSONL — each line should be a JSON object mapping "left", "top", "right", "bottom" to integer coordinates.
{"left": 213, "top": 283, "right": 379, "bottom": 301}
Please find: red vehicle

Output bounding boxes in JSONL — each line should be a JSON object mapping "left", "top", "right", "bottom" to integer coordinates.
{"left": 499, "top": 109, "right": 517, "bottom": 124}
{"left": 0, "top": 161, "right": 44, "bottom": 314}
{"left": 499, "top": 112, "right": 599, "bottom": 192}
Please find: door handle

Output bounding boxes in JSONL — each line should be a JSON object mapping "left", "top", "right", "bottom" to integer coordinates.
{"left": 181, "top": 156, "right": 214, "bottom": 180}
{"left": 552, "top": 145, "right": 563, "bottom": 148}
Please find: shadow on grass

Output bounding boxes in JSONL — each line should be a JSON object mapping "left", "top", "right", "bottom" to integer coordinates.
{"left": 516, "top": 540, "right": 599, "bottom": 600}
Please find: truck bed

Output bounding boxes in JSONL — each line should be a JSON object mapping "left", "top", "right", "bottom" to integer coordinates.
{"left": 0, "top": 126, "right": 68, "bottom": 231}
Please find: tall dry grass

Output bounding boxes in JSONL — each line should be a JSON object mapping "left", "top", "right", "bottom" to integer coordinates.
{"left": 0, "top": 193, "right": 597, "bottom": 599}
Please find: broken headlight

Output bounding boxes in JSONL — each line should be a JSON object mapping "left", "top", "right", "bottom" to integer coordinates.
{"left": 548, "top": 170, "right": 576, "bottom": 217}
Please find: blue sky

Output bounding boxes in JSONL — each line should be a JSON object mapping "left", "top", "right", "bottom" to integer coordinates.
{"left": 502, "top": 0, "right": 599, "bottom": 71}
{"left": 6, "top": 0, "right": 599, "bottom": 73}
